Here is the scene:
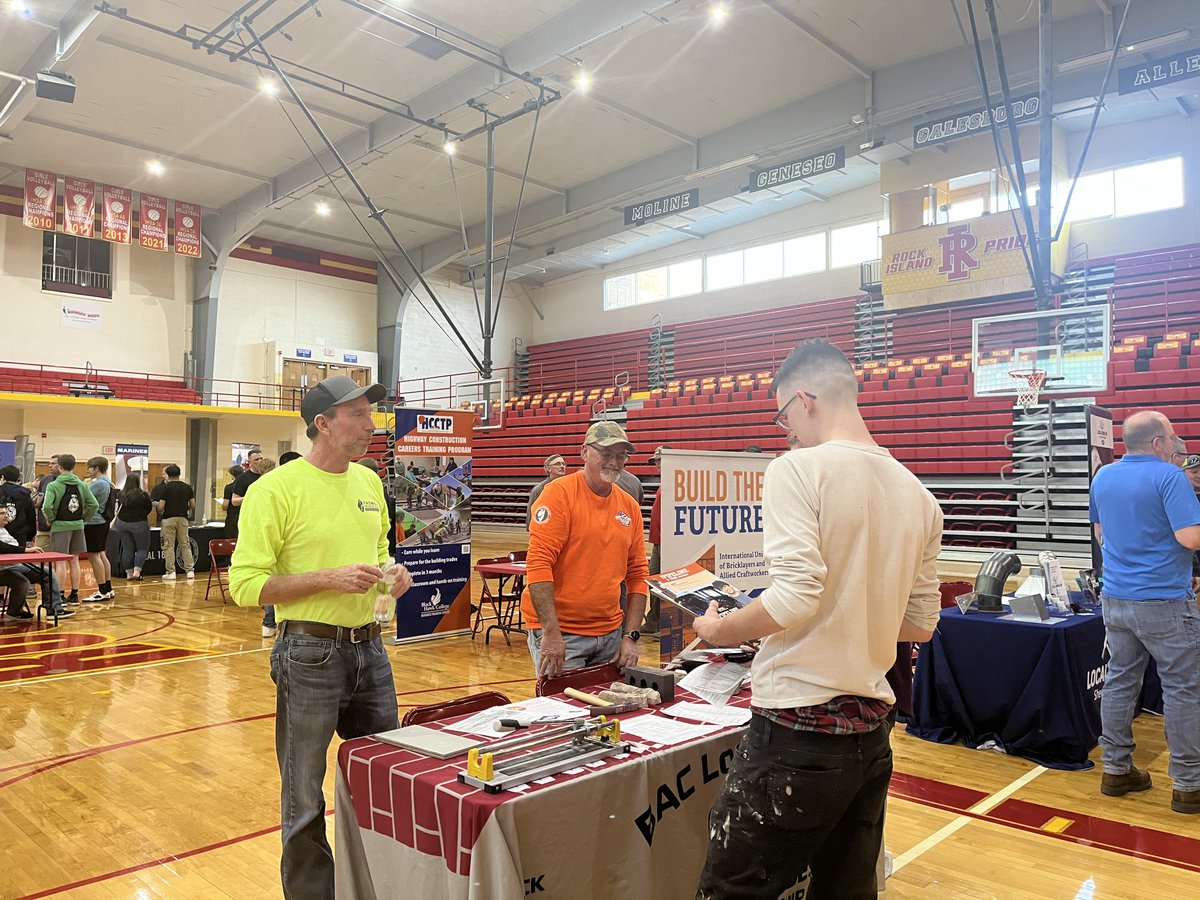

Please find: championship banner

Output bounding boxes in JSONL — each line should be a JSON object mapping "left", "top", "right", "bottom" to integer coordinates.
{"left": 62, "top": 177, "right": 96, "bottom": 238}
{"left": 658, "top": 449, "right": 772, "bottom": 656}
{"left": 23, "top": 168, "right": 56, "bottom": 231}
{"left": 881, "top": 211, "right": 1066, "bottom": 310}
{"left": 138, "top": 193, "right": 168, "bottom": 251}
{"left": 114, "top": 443, "right": 150, "bottom": 490}
{"left": 102, "top": 186, "right": 132, "bottom": 244}
{"left": 174, "top": 201, "right": 202, "bottom": 258}
{"left": 392, "top": 408, "right": 474, "bottom": 643}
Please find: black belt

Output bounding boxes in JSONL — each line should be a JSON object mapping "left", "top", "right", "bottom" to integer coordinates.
{"left": 280, "top": 621, "right": 381, "bottom": 643}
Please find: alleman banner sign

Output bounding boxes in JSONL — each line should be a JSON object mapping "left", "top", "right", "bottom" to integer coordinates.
{"left": 881, "top": 212, "right": 1066, "bottom": 310}
{"left": 1118, "top": 47, "right": 1200, "bottom": 95}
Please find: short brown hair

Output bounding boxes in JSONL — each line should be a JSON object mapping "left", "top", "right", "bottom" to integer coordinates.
{"left": 57, "top": 454, "right": 77, "bottom": 471}
{"left": 87, "top": 456, "right": 109, "bottom": 473}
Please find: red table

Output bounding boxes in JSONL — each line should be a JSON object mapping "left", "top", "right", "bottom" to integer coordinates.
{"left": 2, "top": 551, "right": 74, "bottom": 626}
{"left": 473, "top": 560, "right": 527, "bottom": 646}
{"left": 334, "top": 687, "right": 752, "bottom": 900}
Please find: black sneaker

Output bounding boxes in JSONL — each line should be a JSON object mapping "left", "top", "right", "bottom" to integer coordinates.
{"left": 5, "top": 608, "right": 33, "bottom": 620}
{"left": 64, "top": 594, "right": 80, "bottom": 605}
{"left": 52, "top": 607, "right": 76, "bottom": 620}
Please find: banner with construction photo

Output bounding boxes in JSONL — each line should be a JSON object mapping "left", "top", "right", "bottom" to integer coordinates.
{"left": 657, "top": 449, "right": 772, "bottom": 656}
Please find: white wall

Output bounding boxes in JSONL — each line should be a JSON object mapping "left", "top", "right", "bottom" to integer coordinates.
{"left": 9, "top": 403, "right": 188, "bottom": 469}
{"left": 522, "top": 185, "right": 882, "bottom": 345}
{"left": 0, "top": 215, "right": 191, "bottom": 374}
{"left": 214, "top": 256, "right": 379, "bottom": 387}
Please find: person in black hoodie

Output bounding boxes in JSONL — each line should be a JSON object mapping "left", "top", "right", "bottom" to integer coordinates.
{"left": 0, "top": 466, "right": 37, "bottom": 549}
{"left": 0, "top": 504, "right": 73, "bottom": 619}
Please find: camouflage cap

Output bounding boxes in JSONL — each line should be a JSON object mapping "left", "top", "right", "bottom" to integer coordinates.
{"left": 584, "top": 420, "right": 635, "bottom": 453}
{"left": 1183, "top": 454, "right": 1200, "bottom": 471}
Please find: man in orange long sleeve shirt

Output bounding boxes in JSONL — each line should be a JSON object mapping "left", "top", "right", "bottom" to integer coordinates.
{"left": 521, "top": 421, "right": 649, "bottom": 677}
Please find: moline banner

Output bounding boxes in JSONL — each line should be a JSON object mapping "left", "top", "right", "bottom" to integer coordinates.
{"left": 391, "top": 408, "right": 474, "bottom": 643}
{"left": 657, "top": 449, "right": 772, "bottom": 656}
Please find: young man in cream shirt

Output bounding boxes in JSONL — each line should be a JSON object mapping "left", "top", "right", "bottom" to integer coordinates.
{"left": 693, "top": 339, "right": 943, "bottom": 900}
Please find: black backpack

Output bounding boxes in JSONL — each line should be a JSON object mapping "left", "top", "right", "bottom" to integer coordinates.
{"left": 101, "top": 484, "right": 117, "bottom": 523}
{"left": 56, "top": 482, "right": 85, "bottom": 522}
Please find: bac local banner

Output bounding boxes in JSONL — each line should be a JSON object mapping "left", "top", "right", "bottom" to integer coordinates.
{"left": 881, "top": 212, "right": 1066, "bottom": 310}
{"left": 114, "top": 443, "right": 150, "bottom": 490}
{"left": 392, "top": 408, "right": 474, "bottom": 643}
{"left": 658, "top": 449, "right": 772, "bottom": 655}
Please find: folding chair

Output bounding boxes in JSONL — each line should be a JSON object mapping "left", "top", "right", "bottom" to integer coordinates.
{"left": 473, "top": 556, "right": 524, "bottom": 644}
{"left": 206, "top": 539, "right": 236, "bottom": 604}
{"left": 536, "top": 662, "right": 623, "bottom": 697}
{"left": 401, "top": 690, "right": 511, "bottom": 727}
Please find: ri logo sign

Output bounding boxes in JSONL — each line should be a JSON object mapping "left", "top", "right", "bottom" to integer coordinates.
{"left": 937, "top": 224, "right": 980, "bottom": 282}
{"left": 417, "top": 414, "right": 453, "bottom": 433}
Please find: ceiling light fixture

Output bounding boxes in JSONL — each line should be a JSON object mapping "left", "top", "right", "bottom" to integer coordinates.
{"left": 573, "top": 72, "right": 592, "bottom": 93}
{"left": 260, "top": 79, "right": 279, "bottom": 96}
{"left": 7, "top": 1, "right": 30, "bottom": 14}
{"left": 710, "top": 3, "right": 729, "bottom": 25}
{"left": 1056, "top": 29, "right": 1193, "bottom": 75}
{"left": 146, "top": 160, "right": 164, "bottom": 176}
{"left": 443, "top": 140, "right": 457, "bottom": 156}
{"left": 682, "top": 153, "right": 759, "bottom": 182}
{"left": 315, "top": 201, "right": 330, "bottom": 216}
{"left": 1123, "top": 30, "right": 1191, "bottom": 54}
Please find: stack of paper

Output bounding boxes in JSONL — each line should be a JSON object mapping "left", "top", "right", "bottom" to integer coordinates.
{"left": 619, "top": 716, "right": 720, "bottom": 746}
{"left": 678, "top": 662, "right": 750, "bottom": 706}
{"left": 442, "top": 697, "right": 586, "bottom": 737}
{"left": 662, "top": 701, "right": 752, "bottom": 727}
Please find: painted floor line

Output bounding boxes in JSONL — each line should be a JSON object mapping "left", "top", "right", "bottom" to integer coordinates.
{"left": 892, "top": 765, "right": 1047, "bottom": 873}
{"left": 0, "top": 645, "right": 272, "bottom": 686}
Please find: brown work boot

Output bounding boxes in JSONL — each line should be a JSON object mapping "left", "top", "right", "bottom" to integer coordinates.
{"left": 1100, "top": 766, "right": 1152, "bottom": 796}
{"left": 1171, "top": 789, "right": 1200, "bottom": 814}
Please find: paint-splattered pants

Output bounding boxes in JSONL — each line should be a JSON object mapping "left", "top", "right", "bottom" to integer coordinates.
{"left": 696, "top": 713, "right": 892, "bottom": 899}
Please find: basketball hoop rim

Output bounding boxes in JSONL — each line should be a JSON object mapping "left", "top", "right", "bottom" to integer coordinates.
{"left": 1008, "top": 369, "right": 1048, "bottom": 385}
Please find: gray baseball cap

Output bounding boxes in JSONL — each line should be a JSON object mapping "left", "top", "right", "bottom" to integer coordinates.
{"left": 301, "top": 375, "right": 387, "bottom": 425}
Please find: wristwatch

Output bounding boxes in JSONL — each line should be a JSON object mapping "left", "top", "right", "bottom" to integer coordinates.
{"left": 622, "top": 630, "right": 640, "bottom": 642}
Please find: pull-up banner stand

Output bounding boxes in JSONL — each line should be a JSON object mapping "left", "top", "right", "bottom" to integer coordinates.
{"left": 391, "top": 407, "right": 474, "bottom": 643}
{"left": 1085, "top": 406, "right": 1114, "bottom": 573}
{"left": 657, "top": 449, "right": 772, "bottom": 657}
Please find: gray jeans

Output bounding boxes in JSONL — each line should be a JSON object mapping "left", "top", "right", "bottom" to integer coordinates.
{"left": 1100, "top": 596, "right": 1200, "bottom": 790}
{"left": 527, "top": 626, "right": 623, "bottom": 672}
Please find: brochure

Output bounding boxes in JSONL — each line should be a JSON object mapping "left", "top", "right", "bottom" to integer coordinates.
{"left": 646, "top": 563, "right": 752, "bottom": 618}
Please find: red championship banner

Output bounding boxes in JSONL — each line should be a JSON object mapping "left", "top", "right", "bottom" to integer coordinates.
{"left": 62, "top": 176, "right": 96, "bottom": 238}
{"left": 102, "top": 186, "right": 132, "bottom": 244}
{"left": 138, "top": 192, "right": 168, "bottom": 251}
{"left": 23, "top": 168, "right": 57, "bottom": 231}
{"left": 174, "top": 201, "right": 202, "bottom": 258}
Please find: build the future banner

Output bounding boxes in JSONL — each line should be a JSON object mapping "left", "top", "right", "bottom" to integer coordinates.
{"left": 391, "top": 407, "right": 474, "bottom": 643}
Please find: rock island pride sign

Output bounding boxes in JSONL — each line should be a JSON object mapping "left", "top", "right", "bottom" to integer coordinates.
{"left": 881, "top": 213, "right": 1066, "bottom": 310}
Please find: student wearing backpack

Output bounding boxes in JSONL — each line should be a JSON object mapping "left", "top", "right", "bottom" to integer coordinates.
{"left": 0, "top": 465, "right": 37, "bottom": 549}
{"left": 85, "top": 456, "right": 115, "bottom": 602}
{"left": 41, "top": 453, "right": 98, "bottom": 605}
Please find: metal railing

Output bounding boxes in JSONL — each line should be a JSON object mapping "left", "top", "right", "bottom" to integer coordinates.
{"left": 41, "top": 263, "right": 112, "bottom": 293}
{"left": 860, "top": 258, "right": 883, "bottom": 292}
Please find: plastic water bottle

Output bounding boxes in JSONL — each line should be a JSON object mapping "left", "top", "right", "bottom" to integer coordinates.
{"left": 374, "top": 564, "right": 398, "bottom": 624}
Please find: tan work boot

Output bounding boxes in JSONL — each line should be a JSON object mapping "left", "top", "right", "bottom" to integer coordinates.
{"left": 1171, "top": 788, "right": 1200, "bottom": 814}
{"left": 1101, "top": 766, "right": 1152, "bottom": 796}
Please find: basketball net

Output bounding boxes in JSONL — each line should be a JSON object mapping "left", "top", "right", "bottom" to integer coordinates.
{"left": 1009, "top": 370, "right": 1047, "bottom": 409}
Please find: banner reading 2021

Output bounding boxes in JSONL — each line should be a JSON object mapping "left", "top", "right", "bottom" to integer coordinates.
{"left": 658, "top": 448, "right": 772, "bottom": 655}
{"left": 391, "top": 408, "right": 474, "bottom": 643}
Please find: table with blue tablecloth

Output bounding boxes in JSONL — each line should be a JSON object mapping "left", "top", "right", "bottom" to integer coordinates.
{"left": 908, "top": 608, "right": 1107, "bottom": 770}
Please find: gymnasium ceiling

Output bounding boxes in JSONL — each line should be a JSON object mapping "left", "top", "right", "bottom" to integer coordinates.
{"left": 1, "top": 0, "right": 1198, "bottom": 287}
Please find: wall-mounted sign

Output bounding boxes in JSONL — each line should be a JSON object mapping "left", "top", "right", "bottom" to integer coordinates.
{"left": 912, "top": 94, "right": 1039, "bottom": 148}
{"left": 624, "top": 189, "right": 700, "bottom": 227}
{"left": 343, "top": 353, "right": 358, "bottom": 364}
{"left": 748, "top": 147, "right": 845, "bottom": 192}
{"left": 23, "top": 168, "right": 56, "bottom": 231}
{"left": 295, "top": 348, "right": 312, "bottom": 359}
{"left": 1118, "top": 47, "right": 1200, "bottom": 95}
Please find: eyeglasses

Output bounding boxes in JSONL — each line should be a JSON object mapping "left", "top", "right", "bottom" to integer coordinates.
{"left": 771, "top": 390, "right": 817, "bottom": 431}
{"left": 588, "top": 445, "right": 630, "bottom": 462}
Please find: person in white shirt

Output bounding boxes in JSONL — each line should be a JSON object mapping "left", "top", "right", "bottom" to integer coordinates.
{"left": 693, "top": 339, "right": 943, "bottom": 900}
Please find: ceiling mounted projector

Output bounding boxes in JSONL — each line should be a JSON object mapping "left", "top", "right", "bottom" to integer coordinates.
{"left": 35, "top": 71, "right": 76, "bottom": 104}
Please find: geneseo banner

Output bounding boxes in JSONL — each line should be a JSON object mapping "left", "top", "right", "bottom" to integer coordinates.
{"left": 102, "top": 186, "right": 132, "bottom": 244}
{"left": 912, "top": 94, "right": 1038, "bottom": 148}
{"left": 1118, "top": 47, "right": 1200, "bottom": 95}
{"left": 624, "top": 189, "right": 699, "bottom": 227}
{"left": 63, "top": 176, "right": 96, "bottom": 238}
{"left": 749, "top": 147, "right": 845, "bottom": 192}
{"left": 174, "top": 201, "right": 202, "bottom": 257}
{"left": 23, "top": 168, "right": 56, "bottom": 231}
{"left": 392, "top": 407, "right": 474, "bottom": 643}
{"left": 881, "top": 212, "right": 1065, "bottom": 310}
{"left": 138, "top": 193, "right": 168, "bottom": 252}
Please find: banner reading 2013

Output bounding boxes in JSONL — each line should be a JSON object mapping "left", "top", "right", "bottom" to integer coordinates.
{"left": 390, "top": 407, "right": 474, "bottom": 643}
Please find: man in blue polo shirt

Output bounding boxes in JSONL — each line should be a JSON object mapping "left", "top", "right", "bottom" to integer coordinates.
{"left": 1090, "top": 410, "right": 1200, "bottom": 814}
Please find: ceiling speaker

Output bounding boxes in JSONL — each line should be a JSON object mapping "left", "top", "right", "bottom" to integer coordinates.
{"left": 35, "top": 71, "right": 76, "bottom": 104}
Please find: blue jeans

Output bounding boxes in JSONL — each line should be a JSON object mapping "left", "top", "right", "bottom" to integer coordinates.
{"left": 527, "top": 626, "right": 622, "bottom": 672}
{"left": 269, "top": 625, "right": 398, "bottom": 900}
{"left": 112, "top": 519, "right": 151, "bottom": 573}
{"left": 1100, "top": 596, "right": 1200, "bottom": 790}
{"left": 263, "top": 605, "right": 276, "bottom": 628}
{"left": 16, "top": 563, "right": 63, "bottom": 613}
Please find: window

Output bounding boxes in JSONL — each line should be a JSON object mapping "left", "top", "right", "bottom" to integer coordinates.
{"left": 1062, "top": 170, "right": 1114, "bottom": 223}
{"left": 783, "top": 232, "right": 825, "bottom": 277}
{"left": 706, "top": 250, "right": 744, "bottom": 292}
{"left": 743, "top": 243, "right": 783, "bottom": 284}
{"left": 669, "top": 259, "right": 702, "bottom": 297}
{"left": 1115, "top": 157, "right": 1184, "bottom": 218}
{"left": 830, "top": 219, "right": 887, "bottom": 269}
{"left": 947, "top": 196, "right": 985, "bottom": 222}
{"left": 42, "top": 232, "right": 113, "bottom": 299}
{"left": 602, "top": 258, "right": 702, "bottom": 310}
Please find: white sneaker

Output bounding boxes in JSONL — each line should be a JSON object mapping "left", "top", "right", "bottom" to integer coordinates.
{"left": 186, "top": 572, "right": 195, "bottom": 581}
{"left": 102, "top": 589, "right": 116, "bottom": 600}
{"left": 262, "top": 625, "right": 278, "bottom": 638}
{"left": 163, "top": 572, "right": 176, "bottom": 581}
{"left": 85, "top": 592, "right": 107, "bottom": 602}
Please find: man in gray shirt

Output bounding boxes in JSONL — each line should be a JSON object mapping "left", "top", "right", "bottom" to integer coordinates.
{"left": 526, "top": 454, "right": 567, "bottom": 527}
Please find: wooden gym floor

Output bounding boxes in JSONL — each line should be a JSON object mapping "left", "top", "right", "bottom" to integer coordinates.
{"left": 2, "top": 527, "right": 1198, "bottom": 899}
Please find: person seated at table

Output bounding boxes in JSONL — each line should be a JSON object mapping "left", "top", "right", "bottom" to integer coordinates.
{"left": 522, "top": 421, "right": 648, "bottom": 677}
{"left": 525, "top": 453, "right": 567, "bottom": 528}
{"left": 0, "top": 505, "right": 72, "bottom": 619}
{"left": 1090, "top": 411, "right": 1200, "bottom": 814}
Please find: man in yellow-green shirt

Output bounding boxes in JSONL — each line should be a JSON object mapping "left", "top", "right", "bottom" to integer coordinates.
{"left": 230, "top": 375, "right": 412, "bottom": 900}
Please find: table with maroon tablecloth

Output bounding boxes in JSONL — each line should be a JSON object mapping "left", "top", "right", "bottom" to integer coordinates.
{"left": 334, "top": 688, "right": 751, "bottom": 900}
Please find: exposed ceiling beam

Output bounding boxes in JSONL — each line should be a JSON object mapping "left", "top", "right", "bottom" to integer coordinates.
{"left": 411, "top": 139, "right": 566, "bottom": 195}
{"left": 756, "top": 0, "right": 871, "bottom": 80}
{"left": 546, "top": 75, "right": 698, "bottom": 151}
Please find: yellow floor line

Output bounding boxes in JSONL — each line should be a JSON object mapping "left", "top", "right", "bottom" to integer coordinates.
{"left": 0, "top": 646, "right": 271, "bottom": 686}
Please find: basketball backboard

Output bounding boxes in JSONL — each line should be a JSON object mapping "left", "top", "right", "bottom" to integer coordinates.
{"left": 454, "top": 378, "right": 505, "bottom": 430}
{"left": 972, "top": 306, "right": 1110, "bottom": 397}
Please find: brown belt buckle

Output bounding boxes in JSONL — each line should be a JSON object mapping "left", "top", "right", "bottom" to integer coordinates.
{"left": 349, "top": 624, "right": 374, "bottom": 643}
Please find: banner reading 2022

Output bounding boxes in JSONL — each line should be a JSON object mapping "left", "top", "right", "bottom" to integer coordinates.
{"left": 658, "top": 449, "right": 772, "bottom": 654}
{"left": 391, "top": 408, "right": 474, "bottom": 642}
